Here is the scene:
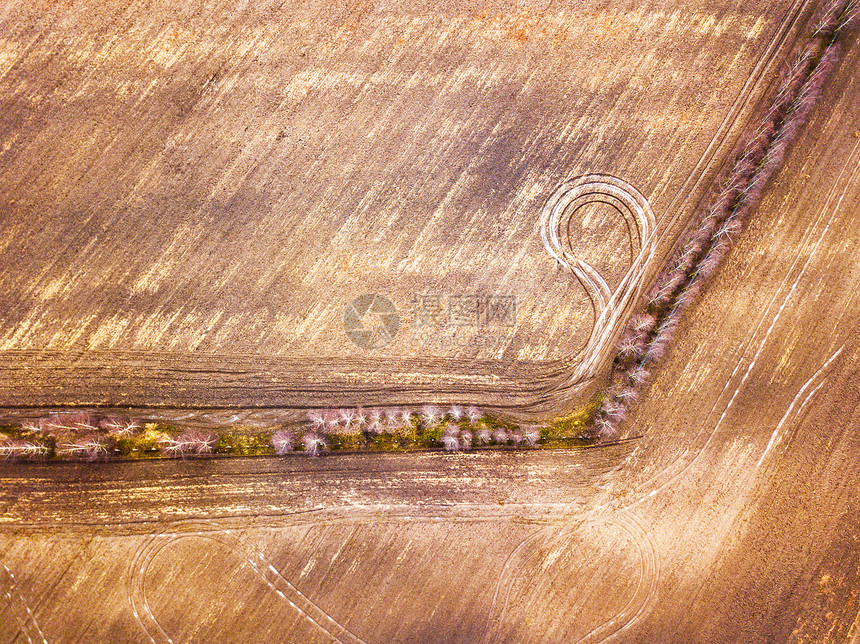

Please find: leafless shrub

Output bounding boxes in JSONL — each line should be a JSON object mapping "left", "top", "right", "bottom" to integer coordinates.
{"left": 324, "top": 409, "right": 340, "bottom": 431}
{"left": 629, "top": 366, "right": 650, "bottom": 386}
{"left": 69, "top": 412, "right": 99, "bottom": 432}
{"left": 595, "top": 418, "right": 618, "bottom": 441}
{"left": 39, "top": 412, "right": 98, "bottom": 438}
{"left": 617, "top": 334, "right": 644, "bottom": 360}
{"left": 617, "top": 387, "right": 639, "bottom": 403}
{"left": 465, "top": 406, "right": 482, "bottom": 424}
{"left": 439, "top": 423, "right": 461, "bottom": 452}
{"left": 338, "top": 408, "right": 356, "bottom": 431}
{"left": 100, "top": 416, "right": 140, "bottom": 437}
{"left": 838, "top": 0, "right": 860, "bottom": 31}
{"left": 307, "top": 409, "right": 326, "bottom": 430}
{"left": 790, "top": 42, "right": 840, "bottom": 115}
{"left": 354, "top": 407, "right": 368, "bottom": 427}
{"left": 441, "top": 431, "right": 460, "bottom": 452}
{"left": 600, "top": 400, "right": 623, "bottom": 419}
{"left": 813, "top": 0, "right": 854, "bottom": 34}
{"left": 384, "top": 407, "right": 401, "bottom": 426}
{"left": 57, "top": 435, "right": 109, "bottom": 461}
{"left": 523, "top": 426, "right": 540, "bottom": 447}
{"left": 20, "top": 421, "right": 41, "bottom": 434}
{"left": 680, "top": 279, "right": 702, "bottom": 305}
{"left": 0, "top": 439, "right": 49, "bottom": 460}
{"left": 774, "top": 51, "right": 813, "bottom": 111}
{"left": 271, "top": 430, "right": 294, "bottom": 455}
{"left": 459, "top": 429, "right": 473, "bottom": 450}
{"left": 715, "top": 217, "right": 742, "bottom": 240}
{"left": 159, "top": 431, "right": 217, "bottom": 458}
{"left": 302, "top": 432, "right": 327, "bottom": 456}
{"left": 645, "top": 335, "right": 668, "bottom": 362}
{"left": 99, "top": 416, "right": 123, "bottom": 433}
{"left": 697, "top": 249, "right": 722, "bottom": 280}
{"left": 632, "top": 314, "right": 656, "bottom": 334}
{"left": 421, "top": 404, "right": 442, "bottom": 427}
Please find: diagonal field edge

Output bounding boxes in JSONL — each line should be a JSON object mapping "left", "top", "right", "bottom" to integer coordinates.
{"left": 592, "top": 0, "right": 860, "bottom": 441}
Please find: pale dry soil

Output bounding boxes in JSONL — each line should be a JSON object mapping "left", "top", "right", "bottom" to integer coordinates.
{"left": 0, "top": 0, "right": 810, "bottom": 413}
{"left": 1, "top": 1, "right": 859, "bottom": 642}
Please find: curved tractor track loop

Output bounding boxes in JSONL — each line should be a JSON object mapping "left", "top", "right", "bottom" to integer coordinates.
{"left": 480, "top": 509, "right": 659, "bottom": 644}
{"left": 578, "top": 510, "right": 660, "bottom": 644}
{"left": 129, "top": 520, "right": 366, "bottom": 644}
{"left": 541, "top": 174, "right": 657, "bottom": 385}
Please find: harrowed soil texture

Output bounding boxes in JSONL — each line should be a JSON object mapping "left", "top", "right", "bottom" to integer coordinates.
{"left": 1, "top": 1, "right": 859, "bottom": 642}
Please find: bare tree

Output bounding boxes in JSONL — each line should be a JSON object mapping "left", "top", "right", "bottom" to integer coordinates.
{"left": 0, "top": 439, "right": 48, "bottom": 460}
{"left": 441, "top": 426, "right": 460, "bottom": 452}
{"left": 159, "top": 431, "right": 217, "bottom": 458}
{"left": 57, "top": 435, "right": 109, "bottom": 461}
{"left": 421, "top": 404, "right": 442, "bottom": 427}
{"left": 271, "top": 430, "right": 295, "bottom": 455}
{"left": 465, "top": 406, "right": 482, "bottom": 424}
{"left": 302, "top": 433, "right": 327, "bottom": 456}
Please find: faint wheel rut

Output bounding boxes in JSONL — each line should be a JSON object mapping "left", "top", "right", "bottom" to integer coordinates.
{"left": 129, "top": 520, "right": 366, "bottom": 644}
